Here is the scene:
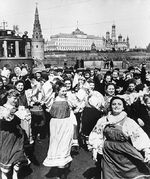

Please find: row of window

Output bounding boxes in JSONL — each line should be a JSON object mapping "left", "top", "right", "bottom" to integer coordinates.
{"left": 54, "top": 38, "right": 102, "bottom": 43}
{"left": 0, "top": 40, "right": 31, "bottom": 57}
{"left": 57, "top": 47, "right": 92, "bottom": 50}
{"left": 55, "top": 42, "right": 102, "bottom": 46}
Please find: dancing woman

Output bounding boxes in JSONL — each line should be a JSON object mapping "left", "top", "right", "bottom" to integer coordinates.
{"left": 89, "top": 96, "right": 150, "bottom": 179}
{"left": 0, "top": 89, "right": 29, "bottom": 179}
{"left": 43, "top": 81, "right": 75, "bottom": 178}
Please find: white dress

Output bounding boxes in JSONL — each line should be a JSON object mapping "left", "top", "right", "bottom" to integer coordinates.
{"left": 43, "top": 97, "right": 75, "bottom": 167}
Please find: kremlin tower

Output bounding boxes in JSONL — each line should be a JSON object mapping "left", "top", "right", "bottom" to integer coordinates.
{"left": 111, "top": 24, "right": 116, "bottom": 42}
{"left": 105, "top": 24, "right": 129, "bottom": 51}
{"left": 32, "top": 4, "right": 44, "bottom": 61}
{"left": 106, "top": 31, "right": 110, "bottom": 41}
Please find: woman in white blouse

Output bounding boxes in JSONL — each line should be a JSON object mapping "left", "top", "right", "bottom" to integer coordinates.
{"left": 89, "top": 96, "right": 150, "bottom": 179}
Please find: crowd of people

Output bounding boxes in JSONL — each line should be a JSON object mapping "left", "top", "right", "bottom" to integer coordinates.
{"left": 0, "top": 62, "right": 150, "bottom": 178}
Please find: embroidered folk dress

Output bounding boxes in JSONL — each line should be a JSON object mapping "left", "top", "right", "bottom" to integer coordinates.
{"left": 43, "top": 97, "right": 74, "bottom": 167}
{"left": 89, "top": 112, "right": 150, "bottom": 179}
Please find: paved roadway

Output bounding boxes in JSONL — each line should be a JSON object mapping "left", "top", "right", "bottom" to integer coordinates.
{"left": 13, "top": 137, "right": 100, "bottom": 179}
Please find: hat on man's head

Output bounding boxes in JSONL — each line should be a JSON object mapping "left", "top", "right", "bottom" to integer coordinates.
{"left": 32, "top": 68, "right": 42, "bottom": 74}
{"left": 94, "top": 67, "right": 101, "bottom": 71}
{"left": 128, "top": 66, "right": 135, "bottom": 72}
{"left": 54, "top": 68, "right": 63, "bottom": 73}
{"left": 76, "top": 68, "right": 85, "bottom": 73}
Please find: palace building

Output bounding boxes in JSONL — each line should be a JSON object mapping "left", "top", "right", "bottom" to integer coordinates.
{"left": 44, "top": 28, "right": 105, "bottom": 52}
{"left": 45, "top": 24, "right": 130, "bottom": 52}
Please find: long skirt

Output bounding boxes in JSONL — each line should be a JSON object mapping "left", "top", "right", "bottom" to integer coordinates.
{"left": 43, "top": 115, "right": 74, "bottom": 167}
{"left": 101, "top": 140, "right": 150, "bottom": 179}
{"left": 81, "top": 107, "right": 102, "bottom": 136}
{"left": 0, "top": 123, "right": 28, "bottom": 170}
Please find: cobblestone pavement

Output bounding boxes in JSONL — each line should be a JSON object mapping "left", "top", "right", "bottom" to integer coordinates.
{"left": 0, "top": 137, "right": 100, "bottom": 179}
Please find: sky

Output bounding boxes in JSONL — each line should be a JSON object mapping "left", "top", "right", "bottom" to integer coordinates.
{"left": 0, "top": 0, "right": 150, "bottom": 48}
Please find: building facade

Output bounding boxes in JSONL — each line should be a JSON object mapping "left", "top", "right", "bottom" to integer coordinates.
{"left": 45, "top": 28, "right": 105, "bottom": 52}
{"left": 32, "top": 5, "right": 44, "bottom": 60}
{"left": 45, "top": 24, "right": 130, "bottom": 52}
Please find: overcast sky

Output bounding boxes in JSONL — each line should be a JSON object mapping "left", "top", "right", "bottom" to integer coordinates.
{"left": 0, "top": 0, "right": 150, "bottom": 48}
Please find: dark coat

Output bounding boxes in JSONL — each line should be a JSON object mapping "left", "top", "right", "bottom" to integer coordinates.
{"left": 133, "top": 102, "right": 150, "bottom": 137}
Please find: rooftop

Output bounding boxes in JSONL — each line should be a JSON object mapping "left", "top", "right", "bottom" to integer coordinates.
{"left": 51, "top": 28, "right": 102, "bottom": 40}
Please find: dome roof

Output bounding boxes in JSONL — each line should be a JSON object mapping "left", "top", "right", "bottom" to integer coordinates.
{"left": 118, "top": 34, "right": 122, "bottom": 38}
{"left": 72, "top": 28, "right": 86, "bottom": 35}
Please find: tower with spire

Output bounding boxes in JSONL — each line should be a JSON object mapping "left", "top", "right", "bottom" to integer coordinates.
{"left": 32, "top": 4, "right": 44, "bottom": 61}
{"left": 126, "top": 36, "right": 130, "bottom": 49}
